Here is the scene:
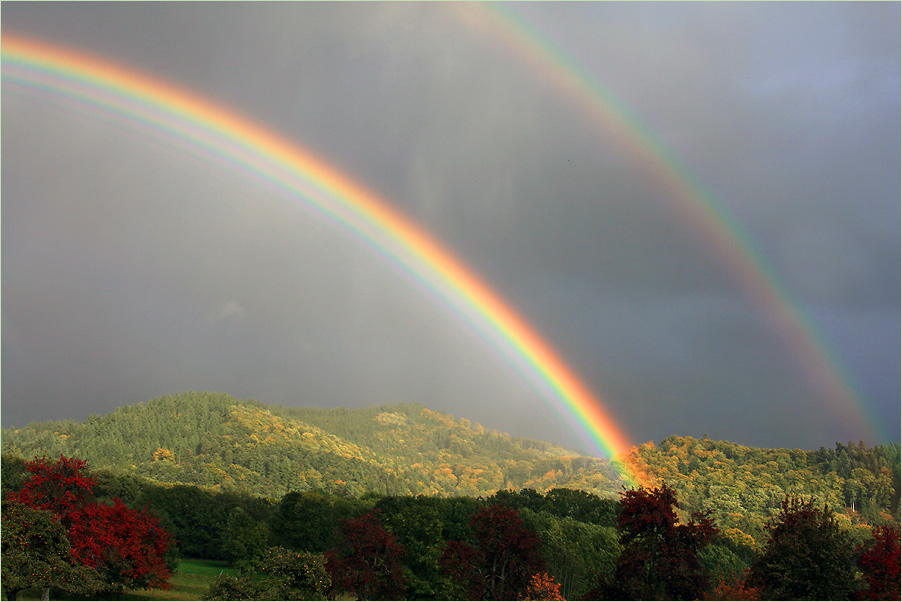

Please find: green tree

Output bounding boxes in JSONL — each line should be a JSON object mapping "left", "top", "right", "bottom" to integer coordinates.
{"left": 520, "top": 509, "right": 619, "bottom": 600}
{"left": 91, "top": 469, "right": 146, "bottom": 507}
{"left": 273, "top": 490, "right": 369, "bottom": 553}
{"left": 544, "top": 487, "right": 620, "bottom": 526}
{"left": 378, "top": 496, "right": 455, "bottom": 600}
{"left": 1, "top": 500, "right": 103, "bottom": 601}
{"left": 487, "top": 488, "right": 547, "bottom": 514}
{"left": 140, "top": 483, "right": 226, "bottom": 559}
{"left": 220, "top": 506, "right": 270, "bottom": 574}
{"left": 697, "top": 540, "right": 752, "bottom": 586}
{"left": 255, "top": 546, "right": 331, "bottom": 600}
{"left": 1, "top": 455, "right": 28, "bottom": 495}
{"left": 746, "top": 496, "right": 856, "bottom": 600}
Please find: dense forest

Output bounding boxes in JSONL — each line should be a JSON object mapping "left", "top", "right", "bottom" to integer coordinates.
{"left": 630, "top": 435, "right": 900, "bottom": 545}
{"left": 2, "top": 391, "right": 899, "bottom": 543}
{"left": 2, "top": 392, "right": 899, "bottom": 600}
{"left": 2, "top": 454, "right": 898, "bottom": 600}
{"left": 1, "top": 392, "right": 627, "bottom": 499}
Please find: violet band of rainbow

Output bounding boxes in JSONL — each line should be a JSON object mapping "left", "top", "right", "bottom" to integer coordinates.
{"left": 469, "top": 3, "right": 880, "bottom": 442}
{"left": 3, "top": 34, "right": 642, "bottom": 483}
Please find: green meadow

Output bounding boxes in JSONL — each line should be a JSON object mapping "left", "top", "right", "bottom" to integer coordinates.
{"left": 7, "top": 560, "right": 241, "bottom": 601}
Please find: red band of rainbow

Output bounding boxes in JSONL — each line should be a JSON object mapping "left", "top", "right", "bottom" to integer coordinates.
{"left": 3, "top": 34, "right": 644, "bottom": 485}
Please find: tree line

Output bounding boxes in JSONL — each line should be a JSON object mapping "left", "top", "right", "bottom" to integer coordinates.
{"left": 2, "top": 392, "right": 900, "bottom": 567}
{"left": 2, "top": 455, "right": 899, "bottom": 600}
{"left": 628, "top": 435, "right": 900, "bottom": 543}
{"left": 0, "top": 392, "right": 625, "bottom": 499}
{"left": 3, "top": 392, "right": 898, "bottom": 539}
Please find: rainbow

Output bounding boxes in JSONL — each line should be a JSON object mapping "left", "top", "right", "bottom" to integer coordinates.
{"left": 2, "top": 34, "right": 648, "bottom": 483}
{"left": 464, "top": 3, "right": 881, "bottom": 441}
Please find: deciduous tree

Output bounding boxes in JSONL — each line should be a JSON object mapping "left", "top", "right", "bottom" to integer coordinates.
{"left": 202, "top": 575, "right": 260, "bottom": 601}
{"left": 587, "top": 484, "right": 719, "bottom": 600}
{"left": 6, "top": 456, "right": 95, "bottom": 519}
{"left": 326, "top": 509, "right": 406, "bottom": 600}
{"left": 1, "top": 454, "right": 28, "bottom": 495}
{"left": 746, "top": 496, "right": 856, "bottom": 600}
{"left": 220, "top": 506, "right": 269, "bottom": 574}
{"left": 5, "top": 456, "right": 172, "bottom": 594}
{"left": 274, "top": 490, "right": 368, "bottom": 553}
{"left": 378, "top": 496, "right": 455, "bottom": 600}
{"left": 1, "top": 500, "right": 102, "bottom": 601}
{"left": 440, "top": 504, "right": 545, "bottom": 600}
{"left": 67, "top": 498, "right": 172, "bottom": 590}
{"left": 700, "top": 572, "right": 760, "bottom": 601}
{"left": 519, "top": 508, "right": 618, "bottom": 600}
{"left": 255, "top": 546, "right": 331, "bottom": 600}
{"left": 520, "top": 572, "right": 565, "bottom": 601}
{"left": 855, "top": 525, "right": 900, "bottom": 600}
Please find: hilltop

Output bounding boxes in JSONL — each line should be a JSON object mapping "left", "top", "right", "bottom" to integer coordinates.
{"left": 3, "top": 391, "right": 898, "bottom": 538}
{"left": 0, "top": 391, "right": 625, "bottom": 499}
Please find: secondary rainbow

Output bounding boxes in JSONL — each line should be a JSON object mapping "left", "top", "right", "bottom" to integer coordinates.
{"left": 2, "top": 34, "right": 647, "bottom": 480}
{"left": 464, "top": 4, "right": 880, "bottom": 441}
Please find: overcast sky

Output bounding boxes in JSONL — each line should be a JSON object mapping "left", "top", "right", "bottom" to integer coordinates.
{"left": 2, "top": 2, "right": 899, "bottom": 455}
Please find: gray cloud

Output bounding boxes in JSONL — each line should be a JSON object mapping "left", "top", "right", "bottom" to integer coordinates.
{"left": 2, "top": 2, "right": 898, "bottom": 453}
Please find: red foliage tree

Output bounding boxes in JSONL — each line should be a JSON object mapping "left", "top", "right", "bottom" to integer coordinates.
{"left": 67, "top": 499, "right": 172, "bottom": 589}
{"left": 587, "top": 484, "right": 719, "bottom": 600}
{"left": 325, "top": 509, "right": 406, "bottom": 600}
{"left": 440, "top": 504, "right": 545, "bottom": 600}
{"left": 5, "top": 456, "right": 172, "bottom": 593}
{"left": 6, "top": 457, "right": 95, "bottom": 520}
{"left": 440, "top": 539, "right": 483, "bottom": 599}
{"left": 856, "top": 525, "right": 901, "bottom": 600}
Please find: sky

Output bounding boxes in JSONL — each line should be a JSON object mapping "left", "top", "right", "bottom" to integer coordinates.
{"left": 2, "top": 2, "right": 899, "bottom": 456}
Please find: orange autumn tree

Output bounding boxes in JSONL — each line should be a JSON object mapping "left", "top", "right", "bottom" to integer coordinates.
{"left": 521, "top": 572, "right": 565, "bottom": 601}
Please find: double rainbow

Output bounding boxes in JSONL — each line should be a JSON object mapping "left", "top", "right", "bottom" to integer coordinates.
{"left": 2, "top": 34, "right": 641, "bottom": 481}
{"left": 472, "top": 4, "right": 878, "bottom": 442}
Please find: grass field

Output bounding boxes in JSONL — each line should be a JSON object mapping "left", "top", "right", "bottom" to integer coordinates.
{"left": 129, "top": 559, "right": 241, "bottom": 601}
{"left": 8, "top": 559, "right": 242, "bottom": 601}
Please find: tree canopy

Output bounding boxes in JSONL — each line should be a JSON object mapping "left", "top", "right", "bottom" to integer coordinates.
{"left": 588, "top": 484, "right": 719, "bottom": 600}
{"left": 747, "top": 496, "right": 857, "bottom": 600}
{"left": 4, "top": 456, "right": 172, "bottom": 596}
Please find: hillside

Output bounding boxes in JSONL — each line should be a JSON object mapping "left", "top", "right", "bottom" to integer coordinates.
{"left": 3, "top": 393, "right": 899, "bottom": 602}
{"left": 3, "top": 391, "right": 899, "bottom": 543}
{"left": 632, "top": 434, "right": 900, "bottom": 539}
{"left": 0, "top": 392, "right": 624, "bottom": 498}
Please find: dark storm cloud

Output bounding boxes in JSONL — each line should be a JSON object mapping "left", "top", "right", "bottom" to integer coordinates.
{"left": 2, "top": 2, "right": 898, "bottom": 453}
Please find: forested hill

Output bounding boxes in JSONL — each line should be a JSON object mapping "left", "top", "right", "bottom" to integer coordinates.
{"left": 2, "top": 392, "right": 899, "bottom": 535}
{"left": 632, "top": 435, "right": 900, "bottom": 535}
{"left": 0, "top": 392, "right": 625, "bottom": 498}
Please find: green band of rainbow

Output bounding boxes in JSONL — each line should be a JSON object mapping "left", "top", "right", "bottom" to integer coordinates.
{"left": 468, "top": 3, "right": 881, "bottom": 442}
{"left": 2, "top": 34, "right": 643, "bottom": 483}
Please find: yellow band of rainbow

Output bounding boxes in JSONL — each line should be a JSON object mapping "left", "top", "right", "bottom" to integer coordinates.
{"left": 3, "top": 34, "right": 642, "bottom": 484}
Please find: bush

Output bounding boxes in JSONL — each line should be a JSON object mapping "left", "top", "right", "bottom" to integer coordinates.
{"left": 202, "top": 574, "right": 260, "bottom": 600}
{"left": 256, "top": 546, "right": 331, "bottom": 600}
